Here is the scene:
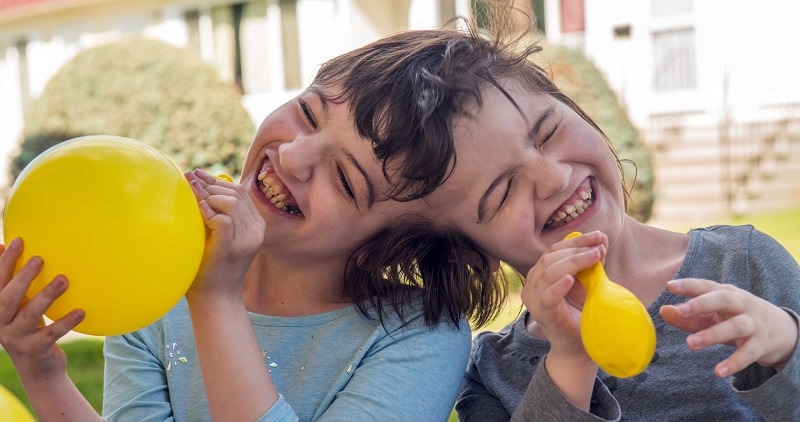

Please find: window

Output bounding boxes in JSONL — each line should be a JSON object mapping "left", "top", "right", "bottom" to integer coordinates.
{"left": 652, "top": 27, "right": 696, "bottom": 92}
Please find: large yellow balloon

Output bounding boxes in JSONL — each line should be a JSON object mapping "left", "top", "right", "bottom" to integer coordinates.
{"left": 3, "top": 135, "right": 205, "bottom": 336}
{"left": 0, "top": 384, "right": 36, "bottom": 422}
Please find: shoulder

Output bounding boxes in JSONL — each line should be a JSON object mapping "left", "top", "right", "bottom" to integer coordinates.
{"left": 690, "top": 224, "right": 791, "bottom": 259}
{"left": 365, "top": 289, "right": 472, "bottom": 349}
{"left": 690, "top": 224, "right": 754, "bottom": 243}
{"left": 106, "top": 298, "right": 192, "bottom": 351}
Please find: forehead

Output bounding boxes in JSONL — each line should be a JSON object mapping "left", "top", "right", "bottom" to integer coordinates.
{"left": 426, "top": 87, "right": 555, "bottom": 206}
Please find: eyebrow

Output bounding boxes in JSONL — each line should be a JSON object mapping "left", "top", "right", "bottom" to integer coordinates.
{"left": 342, "top": 148, "right": 376, "bottom": 209}
{"left": 307, "top": 86, "right": 331, "bottom": 120}
{"left": 308, "top": 86, "right": 374, "bottom": 208}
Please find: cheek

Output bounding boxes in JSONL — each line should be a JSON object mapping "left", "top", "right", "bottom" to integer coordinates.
{"left": 475, "top": 210, "right": 540, "bottom": 267}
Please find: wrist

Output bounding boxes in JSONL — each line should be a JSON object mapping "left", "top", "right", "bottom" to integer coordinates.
{"left": 774, "top": 308, "right": 799, "bottom": 372}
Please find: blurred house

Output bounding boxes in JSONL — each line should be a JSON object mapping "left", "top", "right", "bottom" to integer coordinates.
{"left": 0, "top": 0, "right": 470, "bottom": 189}
{"left": 547, "top": 0, "right": 800, "bottom": 223}
{"left": 2, "top": 0, "right": 800, "bottom": 223}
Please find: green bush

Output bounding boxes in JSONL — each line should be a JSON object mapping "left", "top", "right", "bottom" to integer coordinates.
{"left": 538, "top": 44, "right": 655, "bottom": 222}
{"left": 8, "top": 37, "right": 255, "bottom": 185}
{"left": 0, "top": 338, "right": 105, "bottom": 414}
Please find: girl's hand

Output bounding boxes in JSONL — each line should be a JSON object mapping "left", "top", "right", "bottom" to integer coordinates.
{"left": 522, "top": 230, "right": 608, "bottom": 410}
{"left": 185, "top": 170, "right": 266, "bottom": 299}
{"left": 522, "top": 230, "right": 608, "bottom": 360}
{"left": 661, "top": 278, "right": 799, "bottom": 377}
{"left": 0, "top": 238, "right": 84, "bottom": 381}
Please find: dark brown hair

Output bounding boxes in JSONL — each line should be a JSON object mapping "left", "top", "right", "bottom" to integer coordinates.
{"left": 313, "top": 2, "right": 626, "bottom": 328}
{"left": 314, "top": 1, "right": 628, "bottom": 204}
{"left": 345, "top": 215, "right": 508, "bottom": 329}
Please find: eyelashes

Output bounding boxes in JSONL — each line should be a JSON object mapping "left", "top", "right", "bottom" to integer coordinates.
{"left": 299, "top": 99, "right": 317, "bottom": 129}
{"left": 337, "top": 166, "right": 355, "bottom": 200}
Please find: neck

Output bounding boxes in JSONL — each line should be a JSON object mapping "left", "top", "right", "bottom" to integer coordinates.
{"left": 241, "top": 251, "right": 352, "bottom": 316}
{"left": 603, "top": 217, "right": 689, "bottom": 306}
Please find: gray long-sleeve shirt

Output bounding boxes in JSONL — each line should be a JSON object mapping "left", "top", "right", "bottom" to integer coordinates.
{"left": 457, "top": 225, "right": 800, "bottom": 421}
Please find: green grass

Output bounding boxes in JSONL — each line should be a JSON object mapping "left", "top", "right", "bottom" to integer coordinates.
{"left": 0, "top": 338, "right": 104, "bottom": 414}
{"left": 2, "top": 207, "right": 799, "bottom": 421}
{"left": 729, "top": 208, "right": 800, "bottom": 261}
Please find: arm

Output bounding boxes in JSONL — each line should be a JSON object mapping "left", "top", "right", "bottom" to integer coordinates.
{"left": 519, "top": 231, "right": 607, "bottom": 410}
{"left": 455, "top": 318, "right": 620, "bottom": 422}
{"left": 457, "top": 232, "right": 619, "bottom": 421}
{"left": 660, "top": 228, "right": 800, "bottom": 420}
{"left": 0, "top": 239, "right": 101, "bottom": 422}
{"left": 512, "top": 360, "right": 619, "bottom": 422}
{"left": 183, "top": 170, "right": 277, "bottom": 421}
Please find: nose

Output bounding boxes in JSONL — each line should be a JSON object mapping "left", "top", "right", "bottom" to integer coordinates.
{"left": 535, "top": 159, "right": 571, "bottom": 200}
{"left": 277, "top": 135, "right": 327, "bottom": 182}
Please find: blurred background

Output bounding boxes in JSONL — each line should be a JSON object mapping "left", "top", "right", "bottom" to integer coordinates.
{"left": 2, "top": 0, "right": 800, "bottom": 227}
{"left": 1, "top": 0, "right": 799, "bottom": 416}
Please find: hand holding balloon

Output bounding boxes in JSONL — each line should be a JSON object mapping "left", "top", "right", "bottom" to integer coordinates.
{"left": 184, "top": 169, "right": 265, "bottom": 300}
{"left": 564, "top": 231, "right": 656, "bottom": 378}
{"left": 2, "top": 136, "right": 206, "bottom": 336}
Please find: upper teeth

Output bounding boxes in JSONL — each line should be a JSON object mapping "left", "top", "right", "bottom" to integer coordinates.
{"left": 259, "top": 170, "right": 290, "bottom": 211}
{"left": 548, "top": 190, "right": 592, "bottom": 226}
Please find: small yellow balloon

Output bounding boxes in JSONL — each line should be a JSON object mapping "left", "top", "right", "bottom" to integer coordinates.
{"left": 0, "top": 384, "right": 36, "bottom": 422}
{"left": 565, "top": 232, "right": 656, "bottom": 377}
{"left": 3, "top": 135, "right": 205, "bottom": 336}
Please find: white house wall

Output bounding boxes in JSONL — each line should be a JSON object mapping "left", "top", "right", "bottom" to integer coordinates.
{"left": 580, "top": 0, "right": 800, "bottom": 128}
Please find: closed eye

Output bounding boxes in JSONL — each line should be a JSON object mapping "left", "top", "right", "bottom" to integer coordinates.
{"left": 477, "top": 172, "right": 513, "bottom": 223}
{"left": 499, "top": 177, "right": 513, "bottom": 209}
{"left": 299, "top": 99, "right": 317, "bottom": 129}
{"left": 537, "top": 123, "right": 558, "bottom": 148}
{"left": 337, "top": 166, "right": 355, "bottom": 200}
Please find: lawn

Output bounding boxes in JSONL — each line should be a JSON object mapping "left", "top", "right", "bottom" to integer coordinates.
{"left": 2, "top": 207, "right": 799, "bottom": 419}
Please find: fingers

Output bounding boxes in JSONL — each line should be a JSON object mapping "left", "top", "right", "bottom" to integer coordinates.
{"left": 0, "top": 253, "right": 43, "bottom": 326}
{"left": 0, "top": 238, "right": 25, "bottom": 290}
{"left": 0, "top": 250, "right": 84, "bottom": 352}
{"left": 714, "top": 339, "right": 762, "bottom": 377}
{"left": 17, "top": 275, "right": 69, "bottom": 327}
{"left": 664, "top": 278, "right": 798, "bottom": 377}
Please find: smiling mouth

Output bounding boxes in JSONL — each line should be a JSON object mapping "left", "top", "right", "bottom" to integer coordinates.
{"left": 257, "top": 159, "right": 302, "bottom": 215}
{"left": 545, "top": 178, "right": 594, "bottom": 229}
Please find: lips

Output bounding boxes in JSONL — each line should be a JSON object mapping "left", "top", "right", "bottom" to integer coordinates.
{"left": 545, "top": 178, "right": 594, "bottom": 229}
{"left": 257, "top": 159, "right": 302, "bottom": 215}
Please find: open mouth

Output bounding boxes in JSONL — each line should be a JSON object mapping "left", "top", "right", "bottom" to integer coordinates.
{"left": 257, "top": 159, "right": 302, "bottom": 216}
{"left": 544, "top": 178, "right": 594, "bottom": 229}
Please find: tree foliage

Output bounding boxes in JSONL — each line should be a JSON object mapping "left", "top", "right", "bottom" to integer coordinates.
{"left": 539, "top": 44, "right": 655, "bottom": 222}
{"left": 9, "top": 37, "right": 254, "bottom": 184}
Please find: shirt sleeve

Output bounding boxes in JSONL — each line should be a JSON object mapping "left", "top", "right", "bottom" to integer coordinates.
{"left": 734, "top": 309, "right": 800, "bottom": 421}
{"left": 316, "top": 317, "right": 471, "bottom": 422}
{"left": 510, "top": 359, "right": 620, "bottom": 422}
{"left": 729, "top": 227, "right": 800, "bottom": 421}
{"left": 257, "top": 394, "right": 299, "bottom": 422}
{"left": 102, "top": 329, "right": 175, "bottom": 421}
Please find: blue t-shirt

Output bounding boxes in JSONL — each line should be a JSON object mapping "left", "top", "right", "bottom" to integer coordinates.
{"left": 103, "top": 294, "right": 471, "bottom": 421}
